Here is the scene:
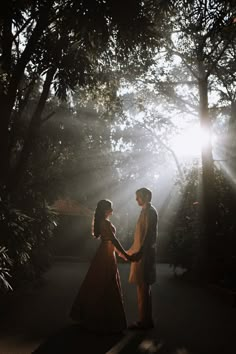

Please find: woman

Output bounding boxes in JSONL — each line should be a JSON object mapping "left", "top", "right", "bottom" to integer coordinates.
{"left": 70, "top": 199, "right": 131, "bottom": 333}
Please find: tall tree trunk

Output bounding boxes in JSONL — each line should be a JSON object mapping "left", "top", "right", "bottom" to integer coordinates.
{"left": 0, "top": 3, "right": 52, "bottom": 186}
{"left": 226, "top": 101, "right": 236, "bottom": 209}
{"left": 228, "top": 101, "right": 236, "bottom": 157}
{"left": 198, "top": 76, "right": 217, "bottom": 278}
{"left": 0, "top": 4, "right": 13, "bottom": 186}
{"left": 10, "top": 68, "right": 56, "bottom": 191}
{"left": 1, "top": 3, "right": 13, "bottom": 72}
{"left": 8, "top": 78, "right": 37, "bottom": 154}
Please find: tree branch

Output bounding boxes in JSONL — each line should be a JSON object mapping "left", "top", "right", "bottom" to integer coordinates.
{"left": 12, "top": 18, "right": 33, "bottom": 41}
{"left": 168, "top": 47, "right": 199, "bottom": 79}
{"left": 206, "top": 40, "right": 231, "bottom": 78}
{"left": 136, "top": 121, "right": 184, "bottom": 184}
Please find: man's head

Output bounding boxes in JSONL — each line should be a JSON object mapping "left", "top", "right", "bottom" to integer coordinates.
{"left": 136, "top": 188, "right": 152, "bottom": 207}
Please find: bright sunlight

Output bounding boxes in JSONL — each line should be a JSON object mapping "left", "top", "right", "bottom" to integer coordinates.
{"left": 171, "top": 125, "right": 214, "bottom": 158}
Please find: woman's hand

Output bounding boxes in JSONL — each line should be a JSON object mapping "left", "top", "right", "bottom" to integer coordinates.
{"left": 124, "top": 253, "right": 133, "bottom": 262}
{"left": 118, "top": 252, "right": 129, "bottom": 261}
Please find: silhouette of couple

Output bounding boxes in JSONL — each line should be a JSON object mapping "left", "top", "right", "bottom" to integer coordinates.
{"left": 70, "top": 188, "right": 158, "bottom": 334}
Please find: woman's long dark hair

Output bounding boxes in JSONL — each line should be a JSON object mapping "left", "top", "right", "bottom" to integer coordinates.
{"left": 92, "top": 199, "right": 112, "bottom": 238}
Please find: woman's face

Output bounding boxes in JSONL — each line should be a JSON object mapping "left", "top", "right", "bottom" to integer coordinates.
{"left": 105, "top": 207, "right": 113, "bottom": 218}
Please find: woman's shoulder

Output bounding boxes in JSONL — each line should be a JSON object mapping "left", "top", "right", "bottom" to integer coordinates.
{"left": 107, "top": 219, "right": 116, "bottom": 227}
{"left": 101, "top": 219, "right": 110, "bottom": 227}
{"left": 100, "top": 220, "right": 116, "bottom": 240}
{"left": 100, "top": 219, "right": 112, "bottom": 228}
{"left": 104, "top": 219, "right": 116, "bottom": 232}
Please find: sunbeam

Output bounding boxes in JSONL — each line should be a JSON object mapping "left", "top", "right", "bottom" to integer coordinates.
{"left": 170, "top": 125, "right": 216, "bottom": 159}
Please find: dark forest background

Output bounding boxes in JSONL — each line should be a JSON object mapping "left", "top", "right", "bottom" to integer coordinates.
{"left": 1, "top": 0, "right": 236, "bottom": 297}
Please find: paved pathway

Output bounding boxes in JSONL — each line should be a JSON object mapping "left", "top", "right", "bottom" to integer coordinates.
{"left": 0, "top": 262, "right": 235, "bottom": 354}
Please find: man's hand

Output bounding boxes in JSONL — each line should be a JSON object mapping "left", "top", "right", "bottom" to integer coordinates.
{"left": 129, "top": 250, "right": 142, "bottom": 262}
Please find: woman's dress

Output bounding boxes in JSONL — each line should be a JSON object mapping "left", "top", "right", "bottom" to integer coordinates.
{"left": 70, "top": 220, "right": 127, "bottom": 333}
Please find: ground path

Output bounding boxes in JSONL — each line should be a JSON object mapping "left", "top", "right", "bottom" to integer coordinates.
{"left": 0, "top": 262, "right": 235, "bottom": 354}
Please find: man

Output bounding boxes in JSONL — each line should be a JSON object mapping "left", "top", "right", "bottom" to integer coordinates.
{"left": 128, "top": 187, "right": 158, "bottom": 329}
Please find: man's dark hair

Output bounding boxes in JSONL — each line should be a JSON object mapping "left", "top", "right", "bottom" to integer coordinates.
{"left": 136, "top": 187, "right": 152, "bottom": 202}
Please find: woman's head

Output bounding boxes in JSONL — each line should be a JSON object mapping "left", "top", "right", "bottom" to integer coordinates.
{"left": 92, "top": 199, "right": 113, "bottom": 238}
{"left": 96, "top": 199, "right": 113, "bottom": 217}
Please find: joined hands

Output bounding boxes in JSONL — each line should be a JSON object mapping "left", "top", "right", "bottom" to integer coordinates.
{"left": 118, "top": 251, "right": 142, "bottom": 262}
{"left": 128, "top": 251, "right": 142, "bottom": 262}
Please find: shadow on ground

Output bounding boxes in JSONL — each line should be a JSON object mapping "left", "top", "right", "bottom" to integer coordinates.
{"left": 32, "top": 324, "right": 124, "bottom": 354}
{"left": 32, "top": 324, "right": 192, "bottom": 354}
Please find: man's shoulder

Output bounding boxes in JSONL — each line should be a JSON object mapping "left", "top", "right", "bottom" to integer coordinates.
{"left": 145, "top": 204, "right": 158, "bottom": 221}
{"left": 149, "top": 204, "right": 158, "bottom": 215}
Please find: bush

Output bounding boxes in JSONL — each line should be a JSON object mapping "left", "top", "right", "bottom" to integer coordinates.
{"left": 0, "top": 246, "right": 12, "bottom": 291}
{"left": 169, "top": 163, "right": 201, "bottom": 273}
{"left": 0, "top": 187, "right": 57, "bottom": 292}
{"left": 169, "top": 163, "right": 236, "bottom": 288}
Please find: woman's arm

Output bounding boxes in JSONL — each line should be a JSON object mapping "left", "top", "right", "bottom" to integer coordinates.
{"left": 107, "top": 221, "right": 131, "bottom": 261}
{"left": 112, "top": 237, "right": 130, "bottom": 260}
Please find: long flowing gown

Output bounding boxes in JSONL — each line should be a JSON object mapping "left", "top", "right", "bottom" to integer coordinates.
{"left": 70, "top": 220, "right": 127, "bottom": 333}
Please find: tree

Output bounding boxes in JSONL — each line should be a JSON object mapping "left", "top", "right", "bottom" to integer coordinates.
{"left": 0, "top": 0, "right": 173, "bottom": 291}
{"left": 124, "top": 0, "right": 236, "bottom": 276}
{"left": 0, "top": 0, "right": 168, "bottom": 189}
{"left": 212, "top": 41, "right": 236, "bottom": 167}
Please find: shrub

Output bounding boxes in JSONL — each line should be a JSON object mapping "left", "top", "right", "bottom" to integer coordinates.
{"left": 0, "top": 246, "right": 12, "bottom": 291}
{"left": 169, "top": 163, "right": 236, "bottom": 288}
{"left": 0, "top": 187, "right": 57, "bottom": 292}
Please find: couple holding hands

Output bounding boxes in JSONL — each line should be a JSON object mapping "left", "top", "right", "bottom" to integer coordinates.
{"left": 70, "top": 187, "right": 158, "bottom": 333}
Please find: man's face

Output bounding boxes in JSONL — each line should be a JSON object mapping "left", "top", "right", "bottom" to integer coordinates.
{"left": 136, "top": 193, "right": 145, "bottom": 207}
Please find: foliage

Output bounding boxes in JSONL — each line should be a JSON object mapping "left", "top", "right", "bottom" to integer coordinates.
{"left": 169, "top": 162, "right": 236, "bottom": 288}
{"left": 212, "top": 166, "right": 236, "bottom": 289}
{"left": 0, "top": 0, "right": 236, "bottom": 291}
{"left": 115, "top": 1, "right": 236, "bottom": 277}
{"left": 0, "top": 246, "right": 12, "bottom": 291}
{"left": 0, "top": 186, "right": 57, "bottom": 291}
{"left": 169, "top": 162, "right": 202, "bottom": 272}
{"left": 0, "top": 0, "right": 173, "bottom": 193}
